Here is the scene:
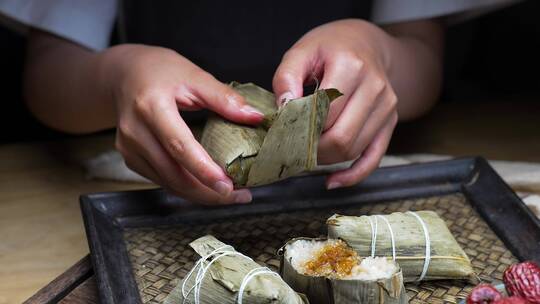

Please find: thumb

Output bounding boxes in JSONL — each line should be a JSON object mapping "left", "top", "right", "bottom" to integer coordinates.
{"left": 185, "top": 71, "right": 264, "bottom": 125}
{"left": 273, "top": 49, "right": 312, "bottom": 106}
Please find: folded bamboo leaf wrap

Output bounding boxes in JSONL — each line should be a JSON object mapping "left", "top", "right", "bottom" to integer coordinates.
{"left": 200, "top": 82, "right": 341, "bottom": 187}
{"left": 327, "top": 211, "right": 476, "bottom": 282}
{"left": 230, "top": 81, "right": 278, "bottom": 126}
{"left": 164, "top": 235, "right": 308, "bottom": 304}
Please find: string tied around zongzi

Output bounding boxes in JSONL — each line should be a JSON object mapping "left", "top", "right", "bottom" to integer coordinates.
{"left": 237, "top": 267, "right": 282, "bottom": 303}
{"left": 328, "top": 211, "right": 476, "bottom": 282}
{"left": 374, "top": 215, "right": 397, "bottom": 261}
{"left": 181, "top": 244, "right": 288, "bottom": 304}
{"left": 406, "top": 211, "right": 432, "bottom": 281}
{"left": 182, "top": 245, "right": 237, "bottom": 304}
{"left": 367, "top": 212, "right": 432, "bottom": 281}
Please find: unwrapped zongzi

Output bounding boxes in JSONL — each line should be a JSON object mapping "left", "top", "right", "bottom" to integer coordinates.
{"left": 279, "top": 238, "right": 408, "bottom": 304}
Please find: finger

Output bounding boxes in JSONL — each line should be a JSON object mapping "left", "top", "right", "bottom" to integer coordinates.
{"left": 137, "top": 100, "right": 236, "bottom": 197}
{"left": 348, "top": 90, "right": 397, "bottom": 155}
{"left": 335, "top": 75, "right": 392, "bottom": 139}
{"left": 120, "top": 122, "right": 252, "bottom": 204}
{"left": 272, "top": 48, "right": 313, "bottom": 105}
{"left": 319, "top": 88, "right": 397, "bottom": 164}
{"left": 319, "top": 54, "right": 364, "bottom": 130}
{"left": 116, "top": 127, "right": 163, "bottom": 185}
{"left": 122, "top": 152, "right": 162, "bottom": 185}
{"left": 326, "top": 113, "right": 397, "bottom": 189}
{"left": 317, "top": 76, "right": 390, "bottom": 164}
{"left": 170, "top": 167, "right": 253, "bottom": 205}
{"left": 177, "top": 72, "right": 264, "bottom": 124}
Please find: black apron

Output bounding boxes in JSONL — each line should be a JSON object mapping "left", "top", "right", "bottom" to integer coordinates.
{"left": 118, "top": 1, "right": 372, "bottom": 121}
{"left": 119, "top": 1, "right": 372, "bottom": 88}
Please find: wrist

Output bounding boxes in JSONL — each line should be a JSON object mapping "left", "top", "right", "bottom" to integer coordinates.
{"left": 96, "top": 44, "right": 139, "bottom": 104}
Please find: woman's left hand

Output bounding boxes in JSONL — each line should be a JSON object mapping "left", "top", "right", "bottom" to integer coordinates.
{"left": 273, "top": 19, "right": 399, "bottom": 190}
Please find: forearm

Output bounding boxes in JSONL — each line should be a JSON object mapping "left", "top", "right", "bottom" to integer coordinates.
{"left": 382, "top": 20, "right": 444, "bottom": 121}
{"left": 24, "top": 30, "right": 115, "bottom": 133}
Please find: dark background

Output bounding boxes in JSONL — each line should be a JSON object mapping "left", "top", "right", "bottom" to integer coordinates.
{"left": 0, "top": 0, "right": 538, "bottom": 144}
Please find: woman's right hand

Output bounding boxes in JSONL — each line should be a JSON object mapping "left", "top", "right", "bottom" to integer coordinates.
{"left": 99, "top": 45, "right": 264, "bottom": 204}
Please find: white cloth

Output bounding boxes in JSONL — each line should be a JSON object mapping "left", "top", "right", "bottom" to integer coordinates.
{"left": 0, "top": 0, "right": 118, "bottom": 50}
{"left": 371, "top": 0, "right": 521, "bottom": 24}
{"left": 0, "top": 0, "right": 519, "bottom": 51}
{"left": 84, "top": 150, "right": 149, "bottom": 183}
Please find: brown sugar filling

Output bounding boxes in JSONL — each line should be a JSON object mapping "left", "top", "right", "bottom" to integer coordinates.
{"left": 303, "top": 240, "right": 360, "bottom": 279}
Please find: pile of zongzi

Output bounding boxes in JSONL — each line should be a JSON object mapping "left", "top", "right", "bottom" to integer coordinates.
{"left": 166, "top": 210, "right": 476, "bottom": 304}
{"left": 201, "top": 82, "right": 342, "bottom": 187}
{"left": 280, "top": 238, "right": 408, "bottom": 304}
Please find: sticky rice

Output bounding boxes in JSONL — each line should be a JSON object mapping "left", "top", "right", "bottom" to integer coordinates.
{"left": 280, "top": 238, "right": 408, "bottom": 304}
{"left": 284, "top": 239, "right": 397, "bottom": 280}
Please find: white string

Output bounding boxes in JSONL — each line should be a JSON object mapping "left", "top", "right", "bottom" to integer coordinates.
{"left": 181, "top": 245, "right": 234, "bottom": 300}
{"left": 407, "top": 211, "right": 431, "bottom": 281}
{"left": 237, "top": 267, "right": 281, "bottom": 304}
{"left": 181, "top": 246, "right": 281, "bottom": 304}
{"left": 182, "top": 245, "right": 246, "bottom": 304}
{"left": 376, "top": 215, "right": 396, "bottom": 261}
{"left": 367, "top": 216, "right": 378, "bottom": 257}
{"left": 194, "top": 251, "right": 246, "bottom": 303}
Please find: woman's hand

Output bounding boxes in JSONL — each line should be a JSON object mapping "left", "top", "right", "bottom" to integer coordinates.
{"left": 273, "top": 19, "right": 399, "bottom": 189}
{"left": 24, "top": 24, "right": 441, "bottom": 199}
{"left": 100, "top": 45, "right": 264, "bottom": 204}
{"left": 273, "top": 19, "right": 443, "bottom": 189}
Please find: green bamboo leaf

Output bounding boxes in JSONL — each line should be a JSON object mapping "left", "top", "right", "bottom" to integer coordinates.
{"left": 164, "top": 235, "right": 308, "bottom": 304}
{"left": 201, "top": 83, "right": 341, "bottom": 187}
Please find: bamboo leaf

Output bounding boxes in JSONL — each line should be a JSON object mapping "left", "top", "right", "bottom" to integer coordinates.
{"left": 201, "top": 83, "right": 341, "bottom": 187}
{"left": 164, "top": 235, "right": 308, "bottom": 304}
{"left": 327, "top": 211, "right": 476, "bottom": 282}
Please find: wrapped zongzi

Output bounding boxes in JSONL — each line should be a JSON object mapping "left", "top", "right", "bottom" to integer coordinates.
{"left": 164, "top": 235, "right": 307, "bottom": 304}
{"left": 327, "top": 211, "right": 477, "bottom": 282}
{"left": 279, "top": 238, "right": 408, "bottom": 304}
{"left": 200, "top": 82, "right": 341, "bottom": 187}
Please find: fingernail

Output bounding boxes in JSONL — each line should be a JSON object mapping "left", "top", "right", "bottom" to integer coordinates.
{"left": 232, "top": 190, "right": 252, "bottom": 204}
{"left": 327, "top": 182, "right": 342, "bottom": 190}
{"left": 277, "top": 92, "right": 294, "bottom": 106}
{"left": 213, "top": 180, "right": 233, "bottom": 196}
{"left": 240, "top": 105, "right": 264, "bottom": 118}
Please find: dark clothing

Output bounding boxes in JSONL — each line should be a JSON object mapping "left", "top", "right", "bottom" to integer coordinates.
{"left": 121, "top": 1, "right": 372, "bottom": 90}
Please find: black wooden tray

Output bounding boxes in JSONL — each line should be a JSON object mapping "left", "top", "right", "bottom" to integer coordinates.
{"left": 80, "top": 157, "right": 540, "bottom": 304}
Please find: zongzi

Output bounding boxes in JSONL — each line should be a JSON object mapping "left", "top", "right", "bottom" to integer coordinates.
{"left": 200, "top": 82, "right": 342, "bottom": 187}
{"left": 327, "top": 211, "right": 477, "bottom": 282}
{"left": 279, "top": 238, "right": 408, "bottom": 304}
{"left": 164, "top": 235, "right": 308, "bottom": 304}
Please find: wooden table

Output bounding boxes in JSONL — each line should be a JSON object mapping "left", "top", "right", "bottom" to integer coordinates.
{"left": 0, "top": 135, "right": 155, "bottom": 304}
{"left": 17, "top": 101, "right": 540, "bottom": 303}
{"left": 24, "top": 256, "right": 97, "bottom": 304}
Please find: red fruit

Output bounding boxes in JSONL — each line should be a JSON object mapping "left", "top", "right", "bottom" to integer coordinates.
{"left": 493, "top": 296, "right": 529, "bottom": 304}
{"left": 468, "top": 284, "right": 504, "bottom": 304}
{"left": 504, "top": 261, "right": 540, "bottom": 303}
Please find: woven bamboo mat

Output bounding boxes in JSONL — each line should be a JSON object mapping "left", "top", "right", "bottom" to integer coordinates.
{"left": 124, "top": 193, "right": 517, "bottom": 304}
